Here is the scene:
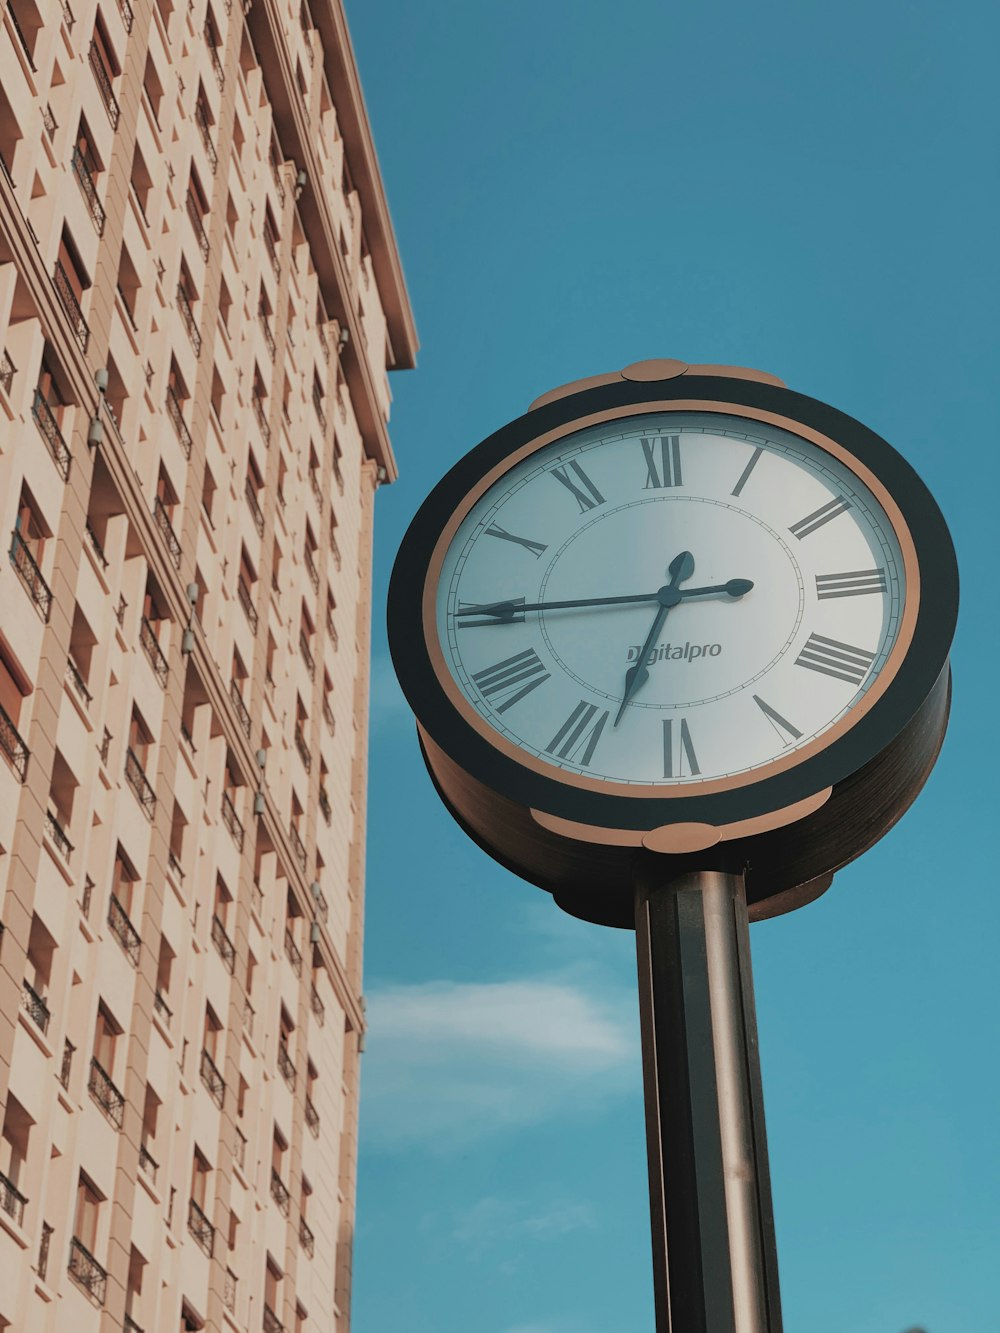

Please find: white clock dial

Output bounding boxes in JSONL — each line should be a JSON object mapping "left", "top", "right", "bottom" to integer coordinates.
{"left": 435, "top": 412, "right": 907, "bottom": 787}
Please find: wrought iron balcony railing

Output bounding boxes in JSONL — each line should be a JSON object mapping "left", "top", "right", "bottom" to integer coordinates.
{"left": 322, "top": 696, "right": 335, "bottom": 736}
{"left": 66, "top": 656, "right": 92, "bottom": 705}
{"left": 71, "top": 145, "right": 106, "bottom": 235}
{"left": 310, "top": 984, "right": 325, "bottom": 1025}
{"left": 124, "top": 1313, "right": 143, "bottom": 1333}
{"left": 176, "top": 284, "right": 202, "bottom": 356}
{"left": 304, "top": 545, "right": 319, "bottom": 591}
{"left": 60, "top": 1038, "right": 75, "bottom": 1089}
{"left": 108, "top": 893, "right": 141, "bottom": 965}
{"left": 88, "top": 41, "right": 119, "bottom": 129}
{"left": 204, "top": 23, "right": 224, "bottom": 89}
{"left": 310, "top": 469, "right": 323, "bottom": 507}
{"left": 186, "top": 192, "right": 209, "bottom": 260}
{"left": 252, "top": 392, "right": 271, "bottom": 445}
{"left": 325, "top": 610, "right": 338, "bottom": 651}
{"left": 289, "top": 823, "right": 307, "bottom": 872}
{"left": 0, "top": 700, "right": 29, "bottom": 783}
{"left": 264, "top": 230, "right": 280, "bottom": 279}
{"left": 89, "top": 1056, "right": 125, "bottom": 1128}
{"left": 211, "top": 914, "right": 236, "bottom": 972}
{"left": 305, "top": 1095, "right": 320, "bottom": 1137}
{"left": 230, "top": 679, "right": 251, "bottom": 738}
{"left": 188, "top": 1197, "right": 214, "bottom": 1257}
{"left": 84, "top": 521, "right": 108, "bottom": 570}
{"left": 32, "top": 389, "right": 71, "bottom": 480}
{"left": 153, "top": 497, "right": 182, "bottom": 571}
{"left": 237, "top": 578, "right": 258, "bottom": 635}
{"left": 116, "top": 0, "right": 133, "bottom": 32}
{"left": 0, "top": 1167, "right": 27, "bottom": 1226}
{"left": 294, "top": 722, "right": 311, "bottom": 772}
{"left": 259, "top": 309, "right": 276, "bottom": 361}
{"left": 0, "top": 347, "right": 14, "bottom": 394}
{"left": 69, "top": 1235, "right": 108, "bottom": 1303}
{"left": 234, "top": 1127, "right": 247, "bottom": 1172}
{"left": 138, "top": 1141, "right": 158, "bottom": 1181}
{"left": 165, "top": 385, "right": 193, "bottom": 458}
{"left": 245, "top": 475, "right": 264, "bottom": 537}
{"left": 318, "top": 786, "right": 331, "bottom": 825}
{"left": 312, "top": 885, "right": 329, "bottom": 925}
{"left": 263, "top": 1304, "right": 283, "bottom": 1333}
{"left": 139, "top": 617, "right": 169, "bottom": 687}
{"left": 200, "top": 1047, "right": 225, "bottom": 1108}
{"left": 284, "top": 928, "right": 303, "bottom": 977}
{"left": 270, "top": 1168, "right": 290, "bottom": 1216}
{"left": 277, "top": 1037, "right": 296, "bottom": 1087}
{"left": 194, "top": 102, "right": 218, "bottom": 174}
{"left": 6, "top": 1, "right": 36, "bottom": 69}
{"left": 299, "top": 629, "right": 315, "bottom": 679}
{"left": 153, "top": 988, "right": 172, "bottom": 1024}
{"left": 10, "top": 530, "right": 53, "bottom": 621}
{"left": 221, "top": 790, "right": 245, "bottom": 850}
{"left": 38, "top": 1219, "right": 53, "bottom": 1281}
{"left": 271, "top": 157, "right": 286, "bottom": 207}
{"left": 243, "top": 998, "right": 255, "bottom": 1039}
{"left": 330, "top": 530, "right": 342, "bottom": 570}
{"left": 125, "top": 747, "right": 156, "bottom": 820}
{"left": 224, "top": 1267, "right": 237, "bottom": 1313}
{"left": 311, "top": 385, "right": 326, "bottom": 432}
{"left": 299, "top": 1215, "right": 315, "bottom": 1257}
{"left": 45, "top": 809, "right": 73, "bottom": 863}
{"left": 333, "top": 453, "right": 344, "bottom": 491}
{"left": 21, "top": 979, "right": 51, "bottom": 1033}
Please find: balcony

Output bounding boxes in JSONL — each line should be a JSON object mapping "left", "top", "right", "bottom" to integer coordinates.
{"left": 66, "top": 656, "right": 93, "bottom": 706}
{"left": 310, "top": 984, "right": 325, "bottom": 1025}
{"left": 289, "top": 823, "right": 307, "bottom": 872}
{"left": 21, "top": 979, "right": 51, "bottom": 1034}
{"left": 309, "top": 470, "right": 323, "bottom": 508}
{"left": 224, "top": 1268, "right": 237, "bottom": 1315}
{"left": 259, "top": 308, "right": 276, "bottom": 361}
{"left": 277, "top": 1038, "right": 296, "bottom": 1088}
{"left": 322, "top": 696, "right": 335, "bottom": 737}
{"left": 89, "top": 40, "right": 120, "bottom": 129}
{"left": 153, "top": 498, "right": 182, "bottom": 570}
{"left": 10, "top": 530, "right": 53, "bottom": 621}
{"left": 244, "top": 476, "right": 264, "bottom": 537}
{"left": 252, "top": 392, "right": 271, "bottom": 446}
{"left": 32, "top": 389, "right": 72, "bottom": 480}
{"left": 330, "top": 530, "right": 342, "bottom": 570}
{"left": 153, "top": 988, "right": 172, "bottom": 1025}
{"left": 299, "top": 1215, "right": 315, "bottom": 1258}
{"left": 85, "top": 522, "right": 109, "bottom": 570}
{"left": 318, "top": 786, "right": 331, "bottom": 825}
{"left": 221, "top": 790, "right": 245, "bottom": 850}
{"left": 139, "top": 617, "right": 169, "bottom": 687}
{"left": 284, "top": 927, "right": 303, "bottom": 977}
{"left": 234, "top": 1127, "right": 247, "bottom": 1172}
{"left": 269, "top": 1168, "right": 290, "bottom": 1216}
{"left": 45, "top": 810, "right": 73, "bottom": 863}
{"left": 205, "top": 23, "right": 224, "bottom": 89}
{"left": 165, "top": 386, "right": 193, "bottom": 458}
{"left": 304, "top": 1095, "right": 319, "bottom": 1138}
{"left": 60, "top": 1038, "right": 76, "bottom": 1089}
{"left": 69, "top": 1236, "right": 108, "bottom": 1303}
{"left": 298, "top": 630, "right": 315, "bottom": 680}
{"left": 325, "top": 609, "right": 338, "bottom": 652}
{"left": 312, "top": 885, "right": 329, "bottom": 925}
{"left": 230, "top": 679, "right": 251, "bottom": 738}
{"left": 237, "top": 578, "right": 258, "bottom": 635}
{"left": 200, "top": 1047, "right": 225, "bottom": 1108}
{"left": 176, "top": 284, "right": 202, "bottom": 356}
{"left": 194, "top": 101, "right": 218, "bottom": 174}
{"left": 304, "top": 545, "right": 319, "bottom": 591}
{"left": 263, "top": 1305, "right": 283, "bottom": 1333}
{"left": 138, "top": 1142, "right": 158, "bottom": 1182}
{"left": 311, "top": 385, "right": 326, "bottom": 432}
{"left": 71, "top": 145, "right": 106, "bottom": 236}
{"left": 294, "top": 722, "right": 311, "bottom": 772}
{"left": 88, "top": 1057, "right": 125, "bottom": 1128}
{"left": 333, "top": 454, "right": 344, "bottom": 492}
{"left": 125, "top": 748, "right": 156, "bottom": 820}
{"left": 117, "top": 0, "right": 133, "bottom": 32}
{"left": 186, "top": 192, "right": 209, "bottom": 261}
{"left": 0, "top": 348, "right": 14, "bottom": 394}
{"left": 243, "top": 998, "right": 254, "bottom": 1039}
{"left": 0, "top": 1168, "right": 26, "bottom": 1227}
{"left": 211, "top": 914, "right": 236, "bottom": 973}
{"left": 270, "top": 157, "right": 286, "bottom": 207}
{"left": 108, "top": 893, "right": 141, "bottom": 966}
{"left": 264, "top": 230, "right": 280, "bottom": 279}
{"left": 124, "top": 1315, "right": 143, "bottom": 1333}
{"left": 188, "top": 1197, "right": 214, "bottom": 1257}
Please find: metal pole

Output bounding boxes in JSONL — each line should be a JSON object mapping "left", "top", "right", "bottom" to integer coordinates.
{"left": 635, "top": 866, "right": 783, "bottom": 1333}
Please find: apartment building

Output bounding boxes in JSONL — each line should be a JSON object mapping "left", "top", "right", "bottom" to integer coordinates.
{"left": 0, "top": 2, "right": 416, "bottom": 1330}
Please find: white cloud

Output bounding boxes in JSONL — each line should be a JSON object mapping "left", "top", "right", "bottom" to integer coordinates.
{"left": 360, "top": 976, "right": 639, "bottom": 1150}
{"left": 452, "top": 1195, "right": 596, "bottom": 1249}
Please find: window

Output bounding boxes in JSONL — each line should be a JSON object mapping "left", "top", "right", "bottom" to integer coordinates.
{"left": 112, "top": 843, "right": 139, "bottom": 916}
{"left": 1, "top": 1094, "right": 33, "bottom": 1201}
{"left": 117, "top": 246, "right": 140, "bottom": 327}
{"left": 131, "top": 140, "right": 153, "bottom": 219}
{"left": 128, "top": 709, "right": 152, "bottom": 769}
{"left": 191, "top": 1149, "right": 210, "bottom": 1208}
{"left": 92, "top": 1002, "right": 120, "bottom": 1074}
{"left": 74, "top": 1173, "right": 103, "bottom": 1250}
{"left": 143, "top": 52, "right": 163, "bottom": 126}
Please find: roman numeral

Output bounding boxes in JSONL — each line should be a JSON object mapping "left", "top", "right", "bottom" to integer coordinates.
{"left": 789, "top": 496, "right": 852, "bottom": 540}
{"left": 752, "top": 694, "right": 802, "bottom": 746}
{"left": 815, "top": 568, "right": 887, "bottom": 599}
{"left": 795, "top": 633, "right": 875, "bottom": 685}
{"left": 731, "top": 445, "right": 763, "bottom": 498}
{"left": 545, "top": 700, "right": 609, "bottom": 767}
{"left": 550, "top": 460, "right": 605, "bottom": 513}
{"left": 662, "top": 718, "right": 699, "bottom": 778}
{"left": 484, "top": 524, "right": 548, "bottom": 559}
{"left": 458, "top": 597, "right": 526, "bottom": 626}
{"left": 471, "top": 649, "right": 550, "bottom": 713}
{"left": 641, "top": 435, "right": 682, "bottom": 488}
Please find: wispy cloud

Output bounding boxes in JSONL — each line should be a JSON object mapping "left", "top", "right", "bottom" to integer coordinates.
{"left": 452, "top": 1195, "right": 597, "bottom": 1250}
{"left": 360, "top": 976, "right": 639, "bottom": 1149}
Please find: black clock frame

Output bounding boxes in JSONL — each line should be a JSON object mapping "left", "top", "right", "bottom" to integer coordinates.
{"left": 389, "top": 375, "right": 958, "bottom": 924}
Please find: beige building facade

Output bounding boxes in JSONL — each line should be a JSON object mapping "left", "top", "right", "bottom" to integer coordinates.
{"left": 0, "top": 2, "right": 415, "bottom": 1330}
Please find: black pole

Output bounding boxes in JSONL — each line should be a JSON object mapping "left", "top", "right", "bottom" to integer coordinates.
{"left": 635, "top": 866, "right": 783, "bottom": 1333}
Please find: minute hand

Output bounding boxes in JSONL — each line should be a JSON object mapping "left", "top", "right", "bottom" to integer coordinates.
{"left": 455, "top": 579, "right": 753, "bottom": 622}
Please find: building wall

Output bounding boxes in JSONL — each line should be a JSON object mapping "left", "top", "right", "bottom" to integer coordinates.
{"left": 0, "top": 2, "right": 415, "bottom": 1330}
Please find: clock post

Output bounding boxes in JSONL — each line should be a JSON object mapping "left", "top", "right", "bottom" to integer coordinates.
{"left": 389, "top": 359, "right": 958, "bottom": 1333}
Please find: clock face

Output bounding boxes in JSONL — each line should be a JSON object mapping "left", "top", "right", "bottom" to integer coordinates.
{"left": 433, "top": 411, "right": 909, "bottom": 789}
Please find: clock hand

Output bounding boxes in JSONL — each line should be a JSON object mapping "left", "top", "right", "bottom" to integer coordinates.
{"left": 455, "top": 579, "right": 753, "bottom": 624}
{"left": 614, "top": 551, "right": 695, "bottom": 727}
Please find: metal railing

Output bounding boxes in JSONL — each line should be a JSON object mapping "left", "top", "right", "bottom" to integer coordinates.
{"left": 187, "top": 1197, "right": 214, "bottom": 1257}
{"left": 45, "top": 810, "right": 73, "bottom": 862}
{"left": 0, "top": 1167, "right": 27, "bottom": 1226}
{"left": 304, "top": 545, "right": 319, "bottom": 591}
{"left": 0, "top": 699, "right": 29, "bottom": 783}
{"left": 310, "top": 984, "right": 325, "bottom": 1025}
{"left": 333, "top": 452, "right": 344, "bottom": 491}
{"left": 61, "top": 1, "right": 74, "bottom": 30}
{"left": 153, "top": 499, "right": 182, "bottom": 572}
{"left": 139, "top": 617, "right": 169, "bottom": 687}
{"left": 153, "top": 988, "right": 172, "bottom": 1024}
{"left": 271, "top": 157, "right": 286, "bottom": 206}
{"left": 88, "top": 40, "right": 120, "bottom": 129}
{"left": 299, "top": 1215, "right": 315, "bottom": 1257}
{"left": 243, "top": 998, "right": 255, "bottom": 1039}
{"left": 69, "top": 1235, "right": 108, "bottom": 1302}
{"left": 312, "top": 385, "right": 327, "bottom": 432}
{"left": 312, "top": 884, "right": 329, "bottom": 925}
{"left": 252, "top": 392, "right": 271, "bottom": 445}
{"left": 38, "top": 1219, "right": 53, "bottom": 1281}
{"left": 84, "top": 522, "right": 108, "bottom": 569}
{"left": 230, "top": 679, "right": 251, "bottom": 738}
{"left": 108, "top": 893, "right": 141, "bottom": 965}
{"left": 60, "top": 1038, "right": 75, "bottom": 1089}
{"left": 270, "top": 1168, "right": 290, "bottom": 1216}
{"left": 259, "top": 309, "right": 276, "bottom": 361}
{"left": 245, "top": 476, "right": 264, "bottom": 536}
{"left": 167, "top": 847, "right": 184, "bottom": 881}
{"left": 186, "top": 191, "right": 209, "bottom": 260}
{"left": 330, "top": 530, "right": 342, "bottom": 569}
{"left": 200, "top": 1048, "right": 225, "bottom": 1108}
{"left": 299, "top": 629, "right": 315, "bottom": 679}
{"left": 71, "top": 145, "right": 106, "bottom": 235}
{"left": 10, "top": 530, "right": 53, "bottom": 621}
{"left": 284, "top": 928, "right": 303, "bottom": 977}
{"left": 221, "top": 790, "right": 245, "bottom": 850}
{"left": 0, "top": 348, "right": 14, "bottom": 394}
{"left": 204, "top": 23, "right": 224, "bottom": 88}
{"left": 310, "top": 469, "right": 323, "bottom": 507}
{"left": 294, "top": 722, "right": 311, "bottom": 771}
{"left": 305, "top": 1095, "right": 319, "bottom": 1137}
{"left": 89, "top": 1057, "right": 125, "bottom": 1128}
{"left": 211, "top": 914, "right": 236, "bottom": 972}
{"left": 277, "top": 1038, "right": 296, "bottom": 1087}
{"left": 32, "top": 390, "right": 72, "bottom": 480}
{"left": 224, "top": 1267, "right": 237, "bottom": 1314}
{"left": 124, "top": 1313, "right": 143, "bottom": 1333}
{"left": 194, "top": 102, "right": 217, "bottom": 173}
{"left": 264, "top": 229, "right": 280, "bottom": 279}
{"left": 138, "top": 1142, "right": 158, "bottom": 1181}
{"left": 234, "top": 1127, "right": 247, "bottom": 1171}
{"left": 165, "top": 386, "right": 193, "bottom": 457}
{"left": 116, "top": 0, "right": 133, "bottom": 31}
{"left": 322, "top": 696, "right": 335, "bottom": 736}
{"left": 318, "top": 786, "right": 332, "bottom": 824}
{"left": 326, "top": 609, "right": 338, "bottom": 651}
{"left": 42, "top": 102, "right": 57, "bottom": 138}
{"left": 176, "top": 284, "right": 201, "bottom": 355}
{"left": 21, "top": 979, "right": 51, "bottom": 1032}
{"left": 66, "top": 656, "right": 92, "bottom": 705}
{"left": 290, "top": 823, "right": 307, "bottom": 871}
{"left": 125, "top": 747, "right": 156, "bottom": 820}
{"left": 6, "top": 1, "right": 36, "bottom": 69}
{"left": 263, "top": 1304, "right": 284, "bottom": 1333}
{"left": 237, "top": 578, "right": 258, "bottom": 635}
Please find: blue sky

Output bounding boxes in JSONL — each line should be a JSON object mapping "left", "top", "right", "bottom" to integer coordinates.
{"left": 347, "top": 3, "right": 998, "bottom": 1330}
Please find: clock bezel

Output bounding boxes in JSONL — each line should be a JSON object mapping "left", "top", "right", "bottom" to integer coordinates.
{"left": 388, "top": 375, "right": 957, "bottom": 832}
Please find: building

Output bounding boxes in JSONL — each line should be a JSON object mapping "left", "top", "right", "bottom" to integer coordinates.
{"left": 0, "top": 2, "right": 416, "bottom": 1330}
